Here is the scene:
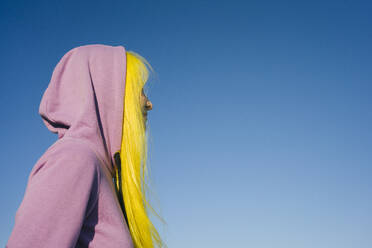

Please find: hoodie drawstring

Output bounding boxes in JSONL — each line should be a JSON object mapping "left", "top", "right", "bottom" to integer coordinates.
{"left": 113, "top": 152, "right": 129, "bottom": 229}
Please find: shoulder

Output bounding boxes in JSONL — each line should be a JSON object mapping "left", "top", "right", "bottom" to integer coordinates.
{"left": 49, "top": 138, "right": 100, "bottom": 165}
{"left": 31, "top": 138, "right": 101, "bottom": 181}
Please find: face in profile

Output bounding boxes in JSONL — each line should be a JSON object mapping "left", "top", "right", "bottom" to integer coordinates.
{"left": 140, "top": 88, "right": 152, "bottom": 122}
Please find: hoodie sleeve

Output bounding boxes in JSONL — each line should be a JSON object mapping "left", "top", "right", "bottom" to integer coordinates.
{"left": 6, "top": 143, "right": 100, "bottom": 248}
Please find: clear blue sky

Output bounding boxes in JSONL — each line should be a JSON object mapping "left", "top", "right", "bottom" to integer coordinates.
{"left": 1, "top": 0, "right": 371, "bottom": 247}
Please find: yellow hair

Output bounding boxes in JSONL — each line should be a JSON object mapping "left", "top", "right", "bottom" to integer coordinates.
{"left": 114, "top": 50, "right": 166, "bottom": 248}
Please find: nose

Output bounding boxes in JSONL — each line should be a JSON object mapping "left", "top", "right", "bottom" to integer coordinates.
{"left": 145, "top": 100, "right": 153, "bottom": 110}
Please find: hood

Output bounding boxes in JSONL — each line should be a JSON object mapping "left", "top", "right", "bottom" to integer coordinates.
{"left": 39, "top": 44, "right": 127, "bottom": 177}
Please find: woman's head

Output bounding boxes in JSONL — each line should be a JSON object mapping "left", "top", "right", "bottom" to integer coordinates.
{"left": 124, "top": 51, "right": 154, "bottom": 128}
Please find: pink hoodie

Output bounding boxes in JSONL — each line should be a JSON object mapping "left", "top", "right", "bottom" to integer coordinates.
{"left": 7, "top": 44, "right": 134, "bottom": 247}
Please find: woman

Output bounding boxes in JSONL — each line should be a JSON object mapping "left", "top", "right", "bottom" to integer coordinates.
{"left": 7, "top": 44, "right": 165, "bottom": 248}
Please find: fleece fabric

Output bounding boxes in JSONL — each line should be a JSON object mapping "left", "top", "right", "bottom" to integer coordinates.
{"left": 7, "top": 44, "right": 134, "bottom": 247}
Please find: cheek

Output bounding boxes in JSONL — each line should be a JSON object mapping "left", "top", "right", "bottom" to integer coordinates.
{"left": 140, "top": 96, "right": 145, "bottom": 108}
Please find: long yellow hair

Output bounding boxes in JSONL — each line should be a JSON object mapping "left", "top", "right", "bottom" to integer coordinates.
{"left": 114, "top": 50, "right": 166, "bottom": 248}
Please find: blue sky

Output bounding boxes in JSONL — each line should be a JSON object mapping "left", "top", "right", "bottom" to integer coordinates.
{"left": 1, "top": 0, "right": 371, "bottom": 247}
